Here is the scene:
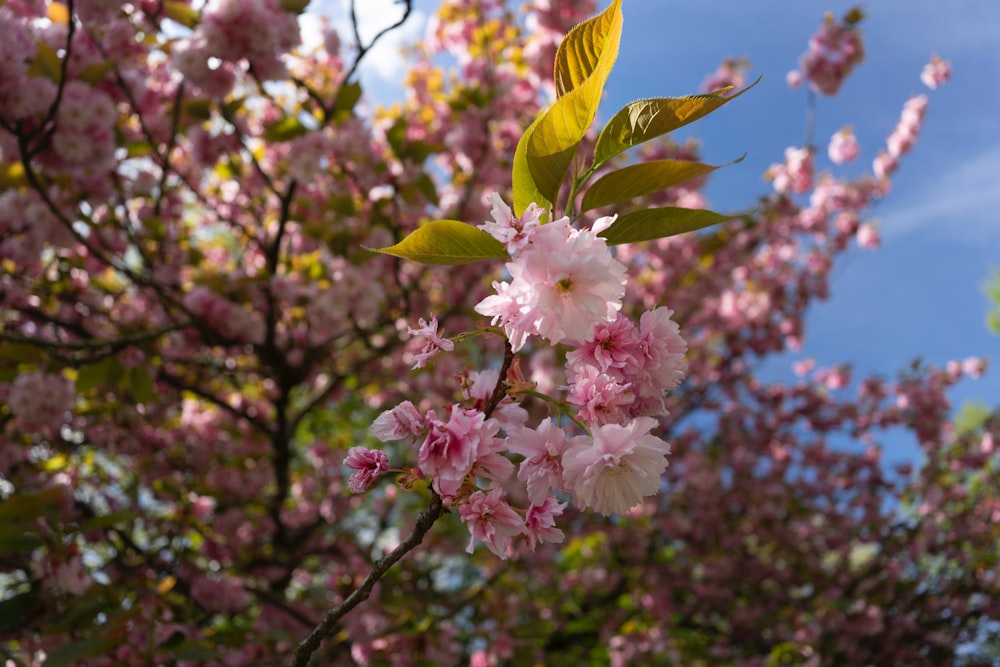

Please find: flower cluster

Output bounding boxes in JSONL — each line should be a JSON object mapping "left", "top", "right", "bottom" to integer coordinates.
{"left": 348, "top": 197, "right": 686, "bottom": 559}
{"left": 6, "top": 371, "right": 75, "bottom": 435}
{"left": 828, "top": 126, "right": 859, "bottom": 165}
{"left": 767, "top": 146, "right": 814, "bottom": 195}
{"left": 788, "top": 10, "right": 865, "bottom": 95}
{"left": 874, "top": 95, "right": 929, "bottom": 184}
{"left": 920, "top": 54, "right": 951, "bottom": 90}
{"left": 475, "top": 197, "right": 627, "bottom": 351}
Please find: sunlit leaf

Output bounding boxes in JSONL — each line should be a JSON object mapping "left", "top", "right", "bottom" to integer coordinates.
{"left": 0, "top": 162, "right": 26, "bottom": 190}
{"left": 593, "top": 76, "right": 760, "bottom": 167}
{"left": 526, "top": 0, "right": 622, "bottom": 203}
{"left": 262, "top": 116, "right": 309, "bottom": 143}
{"left": 163, "top": 0, "right": 200, "bottom": 28}
{"left": 78, "top": 59, "right": 116, "bottom": 85}
{"left": 372, "top": 220, "right": 508, "bottom": 265}
{"left": 28, "top": 39, "right": 62, "bottom": 83}
{"left": 599, "top": 206, "right": 740, "bottom": 246}
{"left": 181, "top": 98, "right": 212, "bottom": 121}
{"left": 332, "top": 81, "right": 362, "bottom": 121}
{"left": 511, "top": 112, "right": 550, "bottom": 216}
{"left": 553, "top": 0, "right": 622, "bottom": 98}
{"left": 581, "top": 157, "right": 741, "bottom": 212}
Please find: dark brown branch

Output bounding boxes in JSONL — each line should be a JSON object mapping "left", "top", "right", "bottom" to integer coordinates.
{"left": 342, "top": 0, "right": 413, "bottom": 86}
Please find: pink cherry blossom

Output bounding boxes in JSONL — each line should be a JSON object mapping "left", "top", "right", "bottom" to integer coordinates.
{"left": 372, "top": 401, "right": 425, "bottom": 442}
{"left": 475, "top": 215, "right": 627, "bottom": 351}
{"left": 523, "top": 497, "right": 566, "bottom": 551}
{"left": 344, "top": 447, "right": 390, "bottom": 493}
{"left": 828, "top": 126, "right": 859, "bottom": 164}
{"left": 478, "top": 191, "right": 543, "bottom": 254}
{"left": 506, "top": 420, "right": 569, "bottom": 505}
{"left": 920, "top": 54, "right": 951, "bottom": 89}
{"left": 407, "top": 314, "right": 455, "bottom": 369}
{"left": 458, "top": 488, "right": 526, "bottom": 559}
{"left": 7, "top": 371, "right": 75, "bottom": 434}
{"left": 417, "top": 406, "right": 491, "bottom": 497}
{"left": 562, "top": 417, "right": 671, "bottom": 516}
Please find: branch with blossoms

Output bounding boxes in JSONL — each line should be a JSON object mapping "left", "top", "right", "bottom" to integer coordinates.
{"left": 291, "top": 0, "right": 758, "bottom": 660}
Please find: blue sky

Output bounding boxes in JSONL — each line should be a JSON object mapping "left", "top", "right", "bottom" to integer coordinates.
{"left": 338, "top": 0, "right": 999, "bottom": 460}
{"left": 602, "top": 1, "right": 1000, "bottom": 453}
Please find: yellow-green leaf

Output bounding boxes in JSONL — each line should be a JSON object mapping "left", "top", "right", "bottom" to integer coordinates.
{"left": 372, "top": 220, "right": 508, "bottom": 265}
{"left": 181, "top": 98, "right": 212, "bottom": 121}
{"left": 163, "top": 1, "right": 200, "bottom": 28}
{"left": 581, "top": 158, "right": 738, "bottom": 212}
{"left": 78, "top": 59, "right": 116, "bottom": 85}
{"left": 553, "top": 0, "right": 622, "bottom": 98}
{"left": 599, "top": 206, "right": 740, "bottom": 246}
{"left": 262, "top": 116, "right": 309, "bottom": 143}
{"left": 0, "top": 162, "right": 26, "bottom": 190}
{"left": 593, "top": 76, "right": 760, "bottom": 167}
{"left": 332, "top": 81, "right": 362, "bottom": 121}
{"left": 512, "top": 112, "right": 550, "bottom": 216}
{"left": 28, "top": 38, "right": 63, "bottom": 83}
{"left": 526, "top": 0, "right": 622, "bottom": 203}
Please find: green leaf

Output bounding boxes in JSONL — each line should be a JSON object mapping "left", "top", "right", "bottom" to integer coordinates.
{"left": 593, "top": 76, "right": 760, "bottom": 167}
{"left": 0, "top": 487, "right": 66, "bottom": 523}
{"left": 527, "top": 0, "right": 623, "bottom": 203}
{"left": 581, "top": 157, "right": 740, "bottom": 212}
{"left": 77, "top": 511, "right": 134, "bottom": 534}
{"left": 280, "top": 0, "right": 310, "bottom": 13}
{"left": 0, "top": 527, "right": 44, "bottom": 556}
{"left": 76, "top": 357, "right": 119, "bottom": 394}
{"left": 372, "top": 220, "right": 508, "bottom": 265}
{"left": 332, "top": 81, "right": 362, "bottom": 121}
{"left": 28, "top": 38, "right": 62, "bottom": 83}
{"left": 0, "top": 341, "right": 43, "bottom": 363}
{"left": 0, "top": 590, "right": 39, "bottom": 633}
{"left": 385, "top": 117, "right": 407, "bottom": 155}
{"left": 163, "top": 0, "right": 200, "bottom": 28}
{"left": 128, "top": 366, "right": 155, "bottom": 404}
{"left": 0, "top": 161, "right": 27, "bottom": 190}
{"left": 262, "top": 116, "right": 310, "bottom": 143}
{"left": 599, "top": 206, "right": 740, "bottom": 246}
{"left": 553, "top": 0, "right": 622, "bottom": 98}
{"left": 77, "top": 59, "right": 116, "bottom": 85}
{"left": 511, "top": 112, "right": 550, "bottom": 216}
{"left": 181, "top": 98, "right": 212, "bottom": 121}
{"left": 43, "top": 638, "right": 118, "bottom": 667}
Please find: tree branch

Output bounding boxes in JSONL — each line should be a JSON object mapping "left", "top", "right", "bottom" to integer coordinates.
{"left": 289, "top": 493, "right": 444, "bottom": 667}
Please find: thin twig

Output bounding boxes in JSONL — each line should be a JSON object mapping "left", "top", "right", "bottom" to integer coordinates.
{"left": 289, "top": 493, "right": 445, "bottom": 667}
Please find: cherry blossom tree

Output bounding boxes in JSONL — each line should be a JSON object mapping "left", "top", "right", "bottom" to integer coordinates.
{"left": 0, "top": 1, "right": 997, "bottom": 666}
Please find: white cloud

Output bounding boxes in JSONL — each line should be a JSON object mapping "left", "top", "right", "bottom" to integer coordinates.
{"left": 301, "top": 0, "right": 428, "bottom": 100}
{"left": 881, "top": 143, "right": 1000, "bottom": 244}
